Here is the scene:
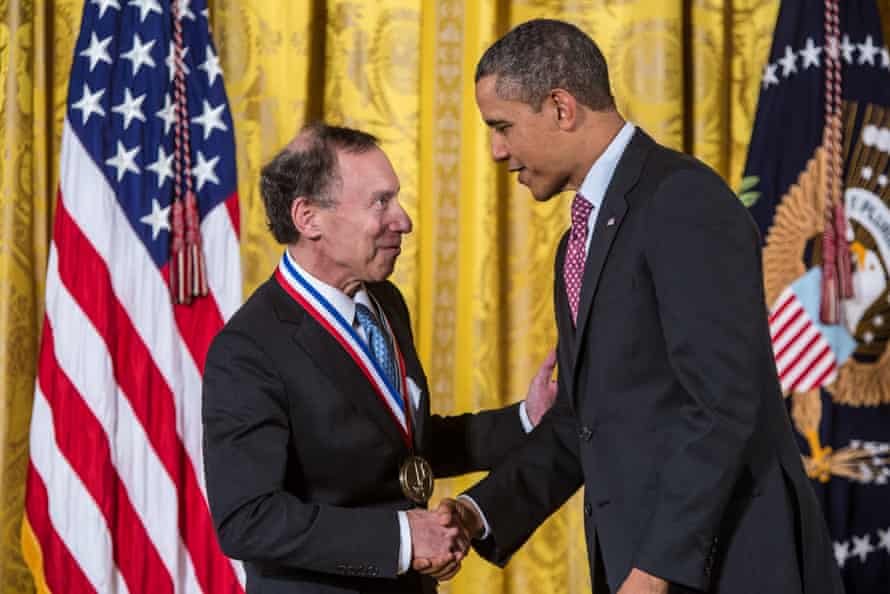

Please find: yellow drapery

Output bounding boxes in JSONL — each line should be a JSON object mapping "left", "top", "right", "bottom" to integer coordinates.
{"left": 4, "top": 1, "right": 890, "bottom": 592}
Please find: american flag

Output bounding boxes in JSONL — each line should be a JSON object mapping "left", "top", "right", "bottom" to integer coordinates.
{"left": 23, "top": 1, "right": 243, "bottom": 593}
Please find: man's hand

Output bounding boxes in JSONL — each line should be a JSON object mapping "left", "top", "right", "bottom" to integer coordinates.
{"left": 407, "top": 504, "right": 468, "bottom": 581}
{"left": 616, "top": 568, "right": 669, "bottom": 594}
{"left": 525, "top": 349, "right": 558, "bottom": 427}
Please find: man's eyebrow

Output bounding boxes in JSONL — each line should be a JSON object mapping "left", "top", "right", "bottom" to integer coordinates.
{"left": 484, "top": 119, "right": 511, "bottom": 128}
{"left": 371, "top": 188, "right": 399, "bottom": 200}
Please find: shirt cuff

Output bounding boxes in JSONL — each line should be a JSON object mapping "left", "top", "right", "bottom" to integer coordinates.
{"left": 518, "top": 400, "right": 534, "bottom": 433}
{"left": 457, "top": 494, "right": 491, "bottom": 540}
{"left": 397, "top": 511, "right": 412, "bottom": 574}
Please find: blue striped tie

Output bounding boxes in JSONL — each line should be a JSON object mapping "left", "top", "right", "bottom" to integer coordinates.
{"left": 354, "top": 303, "right": 399, "bottom": 391}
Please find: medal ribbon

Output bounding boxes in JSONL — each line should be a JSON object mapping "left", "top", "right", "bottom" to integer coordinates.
{"left": 275, "top": 252, "right": 412, "bottom": 447}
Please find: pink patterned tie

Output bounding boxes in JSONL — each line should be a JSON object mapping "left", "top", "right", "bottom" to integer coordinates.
{"left": 564, "top": 193, "right": 593, "bottom": 325}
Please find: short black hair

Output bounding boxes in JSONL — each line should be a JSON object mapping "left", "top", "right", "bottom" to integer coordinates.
{"left": 475, "top": 19, "right": 614, "bottom": 112}
{"left": 259, "top": 122, "right": 379, "bottom": 244}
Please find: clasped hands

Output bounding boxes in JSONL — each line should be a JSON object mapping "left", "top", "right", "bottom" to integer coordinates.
{"left": 406, "top": 498, "right": 482, "bottom": 581}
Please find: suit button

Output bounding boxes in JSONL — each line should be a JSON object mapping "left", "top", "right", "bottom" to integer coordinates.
{"left": 578, "top": 425, "right": 593, "bottom": 441}
{"left": 584, "top": 502, "right": 592, "bottom": 516}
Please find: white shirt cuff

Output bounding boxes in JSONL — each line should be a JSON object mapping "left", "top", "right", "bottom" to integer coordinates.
{"left": 519, "top": 400, "right": 534, "bottom": 433}
{"left": 457, "top": 494, "right": 491, "bottom": 540}
{"left": 397, "top": 511, "right": 412, "bottom": 574}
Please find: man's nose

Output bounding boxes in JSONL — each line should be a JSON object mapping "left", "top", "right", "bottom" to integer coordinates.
{"left": 490, "top": 134, "right": 509, "bottom": 161}
{"left": 390, "top": 200, "right": 413, "bottom": 234}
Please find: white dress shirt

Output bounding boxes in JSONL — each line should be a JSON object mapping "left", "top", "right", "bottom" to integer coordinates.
{"left": 286, "top": 256, "right": 534, "bottom": 573}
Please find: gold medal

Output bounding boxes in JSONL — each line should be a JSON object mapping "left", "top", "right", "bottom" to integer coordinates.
{"left": 399, "top": 455, "right": 434, "bottom": 504}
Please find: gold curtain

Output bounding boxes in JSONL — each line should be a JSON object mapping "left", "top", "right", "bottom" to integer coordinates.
{"left": 4, "top": 1, "right": 890, "bottom": 593}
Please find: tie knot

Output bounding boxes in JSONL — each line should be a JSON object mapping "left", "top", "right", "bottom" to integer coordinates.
{"left": 571, "top": 193, "right": 593, "bottom": 227}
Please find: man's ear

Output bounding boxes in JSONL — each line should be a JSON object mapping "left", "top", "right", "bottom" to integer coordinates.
{"left": 550, "top": 88, "right": 578, "bottom": 130}
{"left": 290, "top": 196, "right": 323, "bottom": 240}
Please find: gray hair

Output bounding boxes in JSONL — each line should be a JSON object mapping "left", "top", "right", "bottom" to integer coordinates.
{"left": 475, "top": 19, "right": 614, "bottom": 112}
{"left": 259, "top": 122, "right": 379, "bottom": 244}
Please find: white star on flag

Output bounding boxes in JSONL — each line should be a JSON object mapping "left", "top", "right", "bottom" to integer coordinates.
{"left": 862, "top": 166, "right": 874, "bottom": 180}
{"left": 80, "top": 32, "right": 113, "bottom": 72}
{"left": 156, "top": 94, "right": 176, "bottom": 135}
{"left": 858, "top": 36, "right": 880, "bottom": 65}
{"left": 166, "top": 43, "right": 190, "bottom": 82}
{"left": 191, "top": 150, "right": 220, "bottom": 190}
{"left": 71, "top": 83, "right": 106, "bottom": 125}
{"left": 882, "top": 47, "right": 890, "bottom": 70}
{"left": 146, "top": 146, "right": 174, "bottom": 189}
{"left": 128, "top": 0, "right": 162, "bottom": 23}
{"left": 878, "top": 174, "right": 888, "bottom": 188}
{"left": 192, "top": 100, "right": 228, "bottom": 140}
{"left": 779, "top": 45, "right": 798, "bottom": 77}
{"left": 105, "top": 141, "right": 140, "bottom": 181}
{"left": 91, "top": 0, "right": 120, "bottom": 18}
{"left": 762, "top": 63, "right": 779, "bottom": 89}
{"left": 851, "top": 534, "right": 874, "bottom": 563}
{"left": 199, "top": 46, "right": 223, "bottom": 86}
{"left": 121, "top": 33, "right": 156, "bottom": 77}
{"left": 878, "top": 528, "right": 890, "bottom": 554}
{"left": 140, "top": 199, "right": 171, "bottom": 240}
{"left": 834, "top": 540, "right": 850, "bottom": 567}
{"left": 799, "top": 38, "right": 822, "bottom": 69}
{"left": 841, "top": 35, "right": 856, "bottom": 63}
{"left": 175, "top": 0, "right": 196, "bottom": 20}
{"left": 112, "top": 88, "right": 147, "bottom": 130}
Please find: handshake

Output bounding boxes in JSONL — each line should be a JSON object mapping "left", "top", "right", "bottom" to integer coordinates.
{"left": 406, "top": 498, "right": 484, "bottom": 581}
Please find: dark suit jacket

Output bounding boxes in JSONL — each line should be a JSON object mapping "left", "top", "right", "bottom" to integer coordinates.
{"left": 203, "top": 276, "right": 526, "bottom": 594}
{"left": 466, "top": 129, "right": 844, "bottom": 594}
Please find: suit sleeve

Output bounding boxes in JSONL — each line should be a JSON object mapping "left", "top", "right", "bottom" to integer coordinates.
{"left": 425, "top": 402, "right": 525, "bottom": 477}
{"left": 461, "top": 233, "right": 584, "bottom": 566}
{"left": 633, "top": 167, "right": 765, "bottom": 588}
{"left": 202, "top": 329, "right": 400, "bottom": 579}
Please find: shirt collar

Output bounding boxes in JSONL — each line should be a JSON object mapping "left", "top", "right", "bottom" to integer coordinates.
{"left": 577, "top": 121, "right": 636, "bottom": 212}
{"left": 287, "top": 253, "right": 361, "bottom": 325}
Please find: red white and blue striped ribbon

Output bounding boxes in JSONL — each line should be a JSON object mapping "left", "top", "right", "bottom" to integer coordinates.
{"left": 275, "top": 251, "right": 412, "bottom": 447}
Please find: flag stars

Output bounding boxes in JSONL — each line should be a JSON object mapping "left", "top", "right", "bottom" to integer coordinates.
{"left": 799, "top": 38, "right": 821, "bottom": 69}
{"left": 863, "top": 330, "right": 875, "bottom": 344}
{"left": 881, "top": 47, "right": 890, "bottom": 71}
{"left": 874, "top": 314, "right": 885, "bottom": 327}
{"left": 91, "top": 0, "right": 121, "bottom": 18}
{"left": 112, "top": 88, "right": 147, "bottom": 130}
{"left": 878, "top": 174, "right": 889, "bottom": 188}
{"left": 176, "top": 0, "right": 197, "bottom": 21}
{"left": 192, "top": 100, "right": 228, "bottom": 140}
{"left": 128, "top": 0, "right": 162, "bottom": 23}
{"left": 841, "top": 35, "right": 856, "bottom": 64}
{"left": 71, "top": 83, "right": 106, "bottom": 125}
{"left": 779, "top": 45, "right": 798, "bottom": 77}
{"left": 851, "top": 534, "right": 875, "bottom": 563}
{"left": 199, "top": 46, "right": 223, "bottom": 86}
{"left": 862, "top": 166, "right": 874, "bottom": 181}
{"left": 156, "top": 94, "right": 176, "bottom": 135}
{"left": 80, "top": 32, "right": 113, "bottom": 72}
{"left": 122, "top": 33, "right": 156, "bottom": 77}
{"left": 192, "top": 150, "right": 220, "bottom": 190}
{"left": 166, "top": 43, "right": 190, "bottom": 81}
{"left": 140, "top": 199, "right": 171, "bottom": 240}
{"left": 146, "top": 146, "right": 173, "bottom": 189}
{"left": 878, "top": 528, "right": 890, "bottom": 554}
{"left": 762, "top": 63, "right": 779, "bottom": 89}
{"left": 105, "top": 141, "right": 140, "bottom": 181}
{"left": 857, "top": 35, "right": 880, "bottom": 65}
{"left": 834, "top": 540, "right": 850, "bottom": 567}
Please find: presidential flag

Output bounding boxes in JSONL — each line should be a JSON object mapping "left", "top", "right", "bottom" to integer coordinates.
{"left": 22, "top": 1, "right": 244, "bottom": 593}
{"left": 743, "top": 0, "right": 890, "bottom": 590}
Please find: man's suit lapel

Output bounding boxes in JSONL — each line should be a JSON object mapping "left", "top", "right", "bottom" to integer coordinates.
{"left": 569, "top": 130, "right": 650, "bottom": 399}
{"left": 271, "top": 282, "right": 409, "bottom": 451}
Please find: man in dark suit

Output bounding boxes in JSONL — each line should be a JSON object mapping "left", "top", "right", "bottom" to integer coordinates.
{"left": 440, "top": 19, "right": 845, "bottom": 594}
{"left": 202, "top": 123, "right": 557, "bottom": 594}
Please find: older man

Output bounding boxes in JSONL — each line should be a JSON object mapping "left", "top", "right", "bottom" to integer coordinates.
{"left": 202, "top": 122, "right": 556, "bottom": 594}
